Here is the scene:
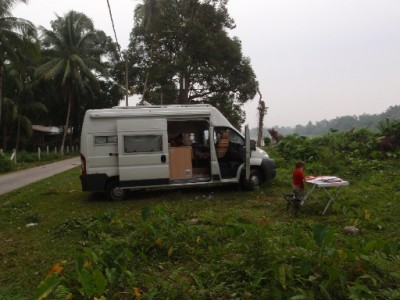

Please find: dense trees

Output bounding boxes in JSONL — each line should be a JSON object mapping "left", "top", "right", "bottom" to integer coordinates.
{"left": 259, "top": 105, "right": 400, "bottom": 138}
{"left": 128, "top": 0, "right": 258, "bottom": 128}
{"left": 2, "top": 0, "right": 398, "bottom": 152}
{"left": 36, "top": 11, "right": 115, "bottom": 154}
{"left": 1, "top": 7, "right": 122, "bottom": 152}
{"left": 0, "top": 0, "right": 37, "bottom": 140}
{"left": 1, "top": 0, "right": 259, "bottom": 150}
{"left": 5, "top": 50, "right": 46, "bottom": 150}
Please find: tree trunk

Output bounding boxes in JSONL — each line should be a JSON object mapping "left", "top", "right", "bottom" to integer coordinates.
{"left": 2, "top": 126, "right": 7, "bottom": 150}
{"left": 141, "top": 72, "right": 149, "bottom": 104}
{"left": 257, "top": 89, "right": 266, "bottom": 147}
{"left": 125, "top": 59, "right": 129, "bottom": 106}
{"left": 60, "top": 90, "right": 72, "bottom": 156}
{"left": 0, "top": 65, "right": 3, "bottom": 129}
{"left": 15, "top": 115, "right": 21, "bottom": 152}
{"left": 179, "top": 73, "right": 190, "bottom": 104}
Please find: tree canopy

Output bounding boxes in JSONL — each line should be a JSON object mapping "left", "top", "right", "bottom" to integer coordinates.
{"left": 257, "top": 105, "right": 400, "bottom": 138}
{"left": 128, "top": 0, "right": 259, "bottom": 128}
{"left": 35, "top": 10, "right": 121, "bottom": 153}
{"left": 0, "top": 1, "right": 263, "bottom": 150}
{"left": 0, "top": 0, "right": 37, "bottom": 130}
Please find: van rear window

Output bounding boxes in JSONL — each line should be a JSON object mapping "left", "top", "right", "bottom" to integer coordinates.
{"left": 94, "top": 136, "right": 118, "bottom": 144}
{"left": 124, "top": 135, "right": 162, "bottom": 153}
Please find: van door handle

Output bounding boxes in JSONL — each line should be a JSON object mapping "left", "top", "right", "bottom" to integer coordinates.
{"left": 161, "top": 155, "right": 166, "bottom": 163}
{"left": 109, "top": 153, "right": 118, "bottom": 157}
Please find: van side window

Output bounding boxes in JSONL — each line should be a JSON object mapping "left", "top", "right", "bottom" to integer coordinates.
{"left": 124, "top": 135, "right": 162, "bottom": 153}
{"left": 94, "top": 135, "right": 118, "bottom": 145}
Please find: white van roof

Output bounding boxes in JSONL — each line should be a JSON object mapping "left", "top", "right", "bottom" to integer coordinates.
{"left": 87, "top": 104, "right": 220, "bottom": 120}
{"left": 113, "top": 104, "right": 212, "bottom": 110}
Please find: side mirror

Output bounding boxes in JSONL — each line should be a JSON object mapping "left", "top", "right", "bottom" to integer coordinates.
{"left": 250, "top": 140, "right": 257, "bottom": 151}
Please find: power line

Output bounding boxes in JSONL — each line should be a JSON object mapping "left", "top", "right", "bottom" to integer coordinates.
{"left": 106, "top": 0, "right": 121, "bottom": 57}
{"left": 106, "top": 0, "right": 129, "bottom": 106}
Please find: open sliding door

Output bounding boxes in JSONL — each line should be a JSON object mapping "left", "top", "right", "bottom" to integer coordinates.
{"left": 244, "top": 125, "right": 251, "bottom": 182}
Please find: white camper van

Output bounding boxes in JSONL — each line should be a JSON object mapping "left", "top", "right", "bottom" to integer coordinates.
{"left": 80, "top": 105, "right": 276, "bottom": 200}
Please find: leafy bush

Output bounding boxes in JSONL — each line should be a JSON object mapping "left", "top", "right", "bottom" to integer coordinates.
{"left": 18, "top": 150, "right": 66, "bottom": 163}
{"left": 0, "top": 150, "right": 78, "bottom": 175}
{"left": 275, "top": 134, "right": 318, "bottom": 162}
{"left": 263, "top": 136, "right": 272, "bottom": 146}
{"left": 2, "top": 131, "right": 399, "bottom": 299}
{"left": 34, "top": 208, "right": 400, "bottom": 299}
{"left": 276, "top": 129, "right": 383, "bottom": 167}
{"left": 16, "top": 151, "right": 38, "bottom": 163}
{"left": 377, "top": 117, "right": 400, "bottom": 137}
{"left": 0, "top": 154, "right": 15, "bottom": 173}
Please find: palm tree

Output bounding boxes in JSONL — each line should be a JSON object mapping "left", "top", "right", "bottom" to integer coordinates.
{"left": 0, "top": 96, "right": 16, "bottom": 149}
{"left": 134, "top": 0, "right": 163, "bottom": 33}
{"left": 0, "top": 0, "right": 36, "bottom": 129}
{"left": 7, "top": 58, "right": 47, "bottom": 150}
{"left": 36, "top": 11, "right": 104, "bottom": 155}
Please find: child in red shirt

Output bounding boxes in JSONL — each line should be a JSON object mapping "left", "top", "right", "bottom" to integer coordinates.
{"left": 292, "top": 160, "right": 306, "bottom": 203}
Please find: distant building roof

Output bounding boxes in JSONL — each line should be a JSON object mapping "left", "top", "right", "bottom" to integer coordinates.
{"left": 32, "top": 125, "right": 60, "bottom": 134}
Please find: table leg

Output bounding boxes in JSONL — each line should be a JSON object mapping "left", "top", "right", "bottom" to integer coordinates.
{"left": 322, "top": 186, "right": 343, "bottom": 215}
{"left": 304, "top": 184, "right": 317, "bottom": 204}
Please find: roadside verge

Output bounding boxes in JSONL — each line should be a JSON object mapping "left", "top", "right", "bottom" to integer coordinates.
{"left": 0, "top": 156, "right": 80, "bottom": 196}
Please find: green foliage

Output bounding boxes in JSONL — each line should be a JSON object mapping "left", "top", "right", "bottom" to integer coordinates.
{"left": 206, "top": 93, "right": 246, "bottom": 129}
{"left": 16, "top": 151, "right": 69, "bottom": 163}
{"left": 0, "top": 155, "right": 14, "bottom": 173}
{"left": 275, "top": 134, "right": 318, "bottom": 162}
{"left": 1, "top": 133, "right": 400, "bottom": 299}
{"left": 0, "top": 151, "right": 77, "bottom": 174}
{"left": 266, "top": 105, "right": 400, "bottom": 137}
{"left": 276, "top": 129, "right": 380, "bottom": 167}
{"left": 1, "top": 7, "right": 120, "bottom": 151}
{"left": 129, "top": 0, "right": 258, "bottom": 127}
{"left": 0, "top": 0, "right": 39, "bottom": 150}
{"left": 377, "top": 117, "right": 400, "bottom": 137}
{"left": 15, "top": 151, "right": 37, "bottom": 163}
{"left": 31, "top": 207, "right": 400, "bottom": 299}
{"left": 264, "top": 136, "right": 272, "bottom": 146}
{"left": 36, "top": 11, "right": 109, "bottom": 153}
{"left": 32, "top": 274, "right": 61, "bottom": 300}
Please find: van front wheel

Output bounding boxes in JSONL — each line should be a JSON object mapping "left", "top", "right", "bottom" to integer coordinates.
{"left": 106, "top": 180, "right": 127, "bottom": 201}
{"left": 242, "top": 169, "right": 263, "bottom": 190}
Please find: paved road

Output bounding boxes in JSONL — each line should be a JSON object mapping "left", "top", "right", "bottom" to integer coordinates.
{"left": 0, "top": 157, "right": 80, "bottom": 195}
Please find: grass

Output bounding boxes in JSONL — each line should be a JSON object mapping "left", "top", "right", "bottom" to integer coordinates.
{"left": 0, "top": 157, "right": 399, "bottom": 299}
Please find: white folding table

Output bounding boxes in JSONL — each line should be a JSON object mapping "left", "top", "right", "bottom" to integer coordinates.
{"left": 304, "top": 176, "right": 349, "bottom": 215}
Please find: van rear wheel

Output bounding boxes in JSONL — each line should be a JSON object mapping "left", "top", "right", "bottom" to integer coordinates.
{"left": 106, "top": 180, "right": 127, "bottom": 201}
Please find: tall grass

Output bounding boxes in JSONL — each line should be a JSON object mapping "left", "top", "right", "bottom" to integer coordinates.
{"left": 0, "top": 133, "right": 399, "bottom": 299}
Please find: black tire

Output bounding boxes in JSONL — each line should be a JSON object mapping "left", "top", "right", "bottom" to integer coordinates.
{"left": 106, "top": 180, "right": 127, "bottom": 201}
{"left": 242, "top": 169, "right": 263, "bottom": 190}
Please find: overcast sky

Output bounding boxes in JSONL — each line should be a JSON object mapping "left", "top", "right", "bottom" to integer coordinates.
{"left": 12, "top": 0, "right": 400, "bottom": 128}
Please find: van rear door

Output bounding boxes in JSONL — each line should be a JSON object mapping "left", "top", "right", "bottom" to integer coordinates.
{"left": 117, "top": 118, "right": 169, "bottom": 187}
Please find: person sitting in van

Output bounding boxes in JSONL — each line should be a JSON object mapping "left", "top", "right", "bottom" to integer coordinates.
{"left": 174, "top": 133, "right": 185, "bottom": 146}
{"left": 216, "top": 130, "right": 229, "bottom": 158}
{"left": 170, "top": 133, "right": 193, "bottom": 147}
{"left": 169, "top": 133, "right": 184, "bottom": 146}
